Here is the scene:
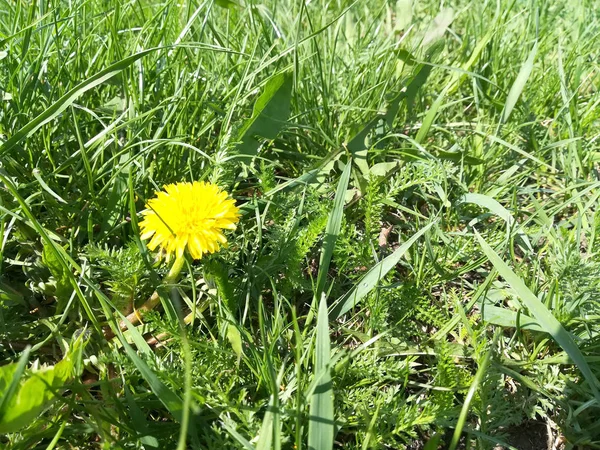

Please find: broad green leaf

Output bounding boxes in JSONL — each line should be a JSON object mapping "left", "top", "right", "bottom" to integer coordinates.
{"left": 315, "top": 160, "right": 353, "bottom": 299}
{"left": 0, "top": 48, "right": 156, "bottom": 156}
{"left": 331, "top": 222, "right": 435, "bottom": 319}
{"left": 0, "top": 361, "right": 18, "bottom": 398}
{"left": 346, "top": 44, "right": 444, "bottom": 170}
{"left": 501, "top": 41, "right": 538, "bottom": 124}
{"left": 308, "top": 295, "right": 334, "bottom": 450}
{"left": 423, "top": 432, "right": 443, "bottom": 450}
{"left": 0, "top": 337, "right": 85, "bottom": 433}
{"left": 369, "top": 161, "right": 400, "bottom": 177}
{"left": 396, "top": 48, "right": 417, "bottom": 65}
{"left": 476, "top": 232, "right": 600, "bottom": 402}
{"left": 387, "top": 42, "right": 444, "bottom": 126}
{"left": 395, "top": 0, "right": 413, "bottom": 31}
{"left": 436, "top": 149, "right": 484, "bottom": 165}
{"left": 346, "top": 118, "right": 377, "bottom": 175}
{"left": 237, "top": 73, "right": 292, "bottom": 157}
{"left": 215, "top": 0, "right": 238, "bottom": 8}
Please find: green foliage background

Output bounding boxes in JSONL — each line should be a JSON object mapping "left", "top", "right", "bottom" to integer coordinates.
{"left": 1, "top": 0, "right": 600, "bottom": 448}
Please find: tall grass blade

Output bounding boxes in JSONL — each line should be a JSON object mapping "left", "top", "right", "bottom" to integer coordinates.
{"left": 331, "top": 221, "right": 435, "bottom": 319}
{"left": 315, "top": 159, "right": 352, "bottom": 299}
{"left": 308, "top": 294, "right": 334, "bottom": 450}
{"left": 256, "top": 395, "right": 276, "bottom": 450}
{"left": 448, "top": 351, "right": 491, "bottom": 450}
{"left": 0, "top": 48, "right": 155, "bottom": 156}
{"left": 476, "top": 232, "right": 600, "bottom": 402}
{"left": 415, "top": 12, "right": 498, "bottom": 144}
{"left": 501, "top": 40, "right": 538, "bottom": 124}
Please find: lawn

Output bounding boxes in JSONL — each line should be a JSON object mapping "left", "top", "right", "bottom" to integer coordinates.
{"left": 1, "top": 0, "right": 600, "bottom": 449}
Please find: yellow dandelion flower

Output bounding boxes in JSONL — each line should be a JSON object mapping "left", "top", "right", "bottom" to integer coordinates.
{"left": 139, "top": 181, "right": 240, "bottom": 261}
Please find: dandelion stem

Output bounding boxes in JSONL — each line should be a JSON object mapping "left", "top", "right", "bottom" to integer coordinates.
{"left": 104, "top": 256, "right": 186, "bottom": 339}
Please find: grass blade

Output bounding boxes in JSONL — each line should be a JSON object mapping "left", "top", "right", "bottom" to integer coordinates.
{"left": 482, "top": 305, "right": 543, "bottom": 333}
{"left": 475, "top": 232, "right": 600, "bottom": 402}
{"left": 222, "top": 420, "right": 255, "bottom": 449}
{"left": 120, "top": 340, "right": 184, "bottom": 422}
{"left": 501, "top": 40, "right": 538, "bottom": 124}
{"left": 459, "top": 193, "right": 515, "bottom": 226}
{"left": 256, "top": 395, "right": 276, "bottom": 450}
{"left": 448, "top": 350, "right": 491, "bottom": 450}
{"left": 0, "top": 48, "right": 155, "bottom": 156}
{"left": 0, "top": 346, "right": 30, "bottom": 420}
{"left": 315, "top": 159, "right": 352, "bottom": 300}
{"left": 415, "top": 10, "right": 498, "bottom": 144}
{"left": 331, "top": 221, "right": 435, "bottom": 319}
{"left": 308, "top": 294, "right": 334, "bottom": 450}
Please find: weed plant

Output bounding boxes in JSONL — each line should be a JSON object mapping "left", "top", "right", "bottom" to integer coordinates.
{"left": 1, "top": 0, "right": 600, "bottom": 449}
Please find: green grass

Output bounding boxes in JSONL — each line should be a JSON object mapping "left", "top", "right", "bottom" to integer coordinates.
{"left": 2, "top": 0, "right": 600, "bottom": 448}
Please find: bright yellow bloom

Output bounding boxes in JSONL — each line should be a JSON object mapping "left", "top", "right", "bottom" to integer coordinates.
{"left": 139, "top": 181, "right": 240, "bottom": 261}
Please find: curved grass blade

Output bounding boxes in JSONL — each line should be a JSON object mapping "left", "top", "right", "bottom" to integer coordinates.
{"left": 482, "top": 305, "right": 543, "bottom": 332}
{"left": 330, "top": 221, "right": 435, "bottom": 319}
{"left": 501, "top": 40, "right": 538, "bottom": 124}
{"left": 459, "top": 193, "right": 515, "bottom": 226}
{"left": 475, "top": 232, "right": 600, "bottom": 402}
{"left": 222, "top": 420, "right": 255, "bottom": 449}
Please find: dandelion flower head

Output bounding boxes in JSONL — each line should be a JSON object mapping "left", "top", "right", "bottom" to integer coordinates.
{"left": 139, "top": 181, "right": 240, "bottom": 261}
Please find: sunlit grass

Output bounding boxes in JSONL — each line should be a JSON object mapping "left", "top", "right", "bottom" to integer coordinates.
{"left": 2, "top": 0, "right": 600, "bottom": 448}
